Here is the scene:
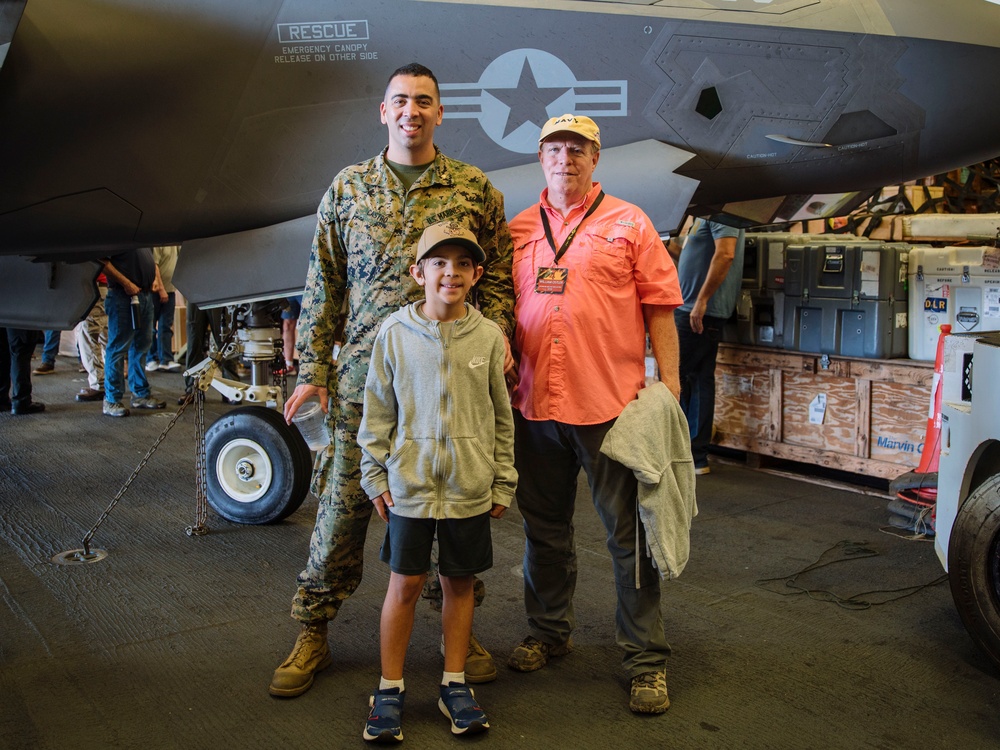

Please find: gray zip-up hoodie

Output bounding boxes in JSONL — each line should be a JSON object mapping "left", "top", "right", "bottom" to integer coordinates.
{"left": 359, "top": 301, "right": 516, "bottom": 519}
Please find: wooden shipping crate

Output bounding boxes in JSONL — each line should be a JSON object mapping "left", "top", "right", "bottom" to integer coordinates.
{"left": 713, "top": 344, "right": 934, "bottom": 479}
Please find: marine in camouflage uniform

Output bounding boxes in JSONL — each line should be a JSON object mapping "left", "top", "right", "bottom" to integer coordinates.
{"left": 269, "top": 67, "right": 514, "bottom": 699}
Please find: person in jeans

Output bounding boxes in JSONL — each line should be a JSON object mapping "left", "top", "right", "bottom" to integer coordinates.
{"left": 667, "top": 219, "right": 744, "bottom": 475}
{"left": 32, "top": 330, "right": 61, "bottom": 375}
{"left": 101, "top": 249, "right": 167, "bottom": 418}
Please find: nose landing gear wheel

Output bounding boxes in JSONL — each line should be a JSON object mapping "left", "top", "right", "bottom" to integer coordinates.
{"left": 205, "top": 405, "right": 313, "bottom": 524}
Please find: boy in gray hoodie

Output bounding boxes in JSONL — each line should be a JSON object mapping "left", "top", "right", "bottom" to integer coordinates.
{"left": 358, "top": 220, "right": 516, "bottom": 742}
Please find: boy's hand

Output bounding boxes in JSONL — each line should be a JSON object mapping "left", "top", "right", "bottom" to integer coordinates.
{"left": 489, "top": 503, "right": 506, "bottom": 519}
{"left": 372, "top": 491, "right": 394, "bottom": 522}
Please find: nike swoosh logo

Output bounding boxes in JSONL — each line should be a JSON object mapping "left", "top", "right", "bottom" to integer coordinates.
{"left": 468, "top": 357, "right": 488, "bottom": 368}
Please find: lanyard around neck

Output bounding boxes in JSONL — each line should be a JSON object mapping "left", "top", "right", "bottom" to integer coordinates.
{"left": 539, "top": 190, "right": 605, "bottom": 265}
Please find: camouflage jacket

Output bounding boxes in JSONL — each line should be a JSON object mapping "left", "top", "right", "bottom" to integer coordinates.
{"left": 296, "top": 146, "right": 515, "bottom": 405}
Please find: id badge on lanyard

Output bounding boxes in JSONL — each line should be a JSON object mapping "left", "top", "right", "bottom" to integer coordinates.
{"left": 535, "top": 191, "right": 605, "bottom": 297}
{"left": 535, "top": 267, "right": 568, "bottom": 294}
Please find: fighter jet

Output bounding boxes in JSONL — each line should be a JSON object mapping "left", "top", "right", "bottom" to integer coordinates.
{"left": 4, "top": 1, "right": 1000, "bottom": 445}
{"left": 3, "top": 0, "right": 1000, "bottom": 326}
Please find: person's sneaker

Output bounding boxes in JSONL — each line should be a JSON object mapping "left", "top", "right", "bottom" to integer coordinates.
{"left": 103, "top": 400, "right": 129, "bottom": 418}
{"left": 159, "top": 361, "right": 182, "bottom": 372}
{"left": 11, "top": 401, "right": 45, "bottom": 415}
{"left": 144, "top": 360, "right": 159, "bottom": 372}
{"left": 269, "top": 622, "right": 332, "bottom": 698}
{"left": 32, "top": 362, "right": 55, "bottom": 375}
{"left": 438, "top": 682, "right": 489, "bottom": 735}
{"left": 694, "top": 465, "right": 711, "bottom": 476}
{"left": 130, "top": 396, "right": 166, "bottom": 410}
{"left": 363, "top": 687, "right": 404, "bottom": 743}
{"left": 75, "top": 388, "right": 104, "bottom": 402}
{"left": 507, "top": 635, "right": 573, "bottom": 672}
{"left": 629, "top": 670, "right": 670, "bottom": 714}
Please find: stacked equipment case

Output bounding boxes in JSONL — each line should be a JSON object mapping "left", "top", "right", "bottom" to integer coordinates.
{"left": 781, "top": 240, "right": 911, "bottom": 358}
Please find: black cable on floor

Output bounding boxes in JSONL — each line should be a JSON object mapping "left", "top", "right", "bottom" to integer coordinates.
{"left": 754, "top": 539, "right": 949, "bottom": 610}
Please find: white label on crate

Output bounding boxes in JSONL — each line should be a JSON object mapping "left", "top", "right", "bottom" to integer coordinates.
{"left": 768, "top": 245, "right": 784, "bottom": 270}
{"left": 985, "top": 287, "right": 1000, "bottom": 318}
{"left": 861, "top": 250, "right": 880, "bottom": 297}
{"left": 809, "top": 393, "right": 827, "bottom": 425}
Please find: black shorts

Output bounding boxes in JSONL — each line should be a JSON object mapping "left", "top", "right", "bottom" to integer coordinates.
{"left": 379, "top": 512, "right": 493, "bottom": 577}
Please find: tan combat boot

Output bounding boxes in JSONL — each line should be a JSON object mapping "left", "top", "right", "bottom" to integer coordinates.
{"left": 464, "top": 633, "right": 497, "bottom": 684}
{"left": 268, "top": 622, "right": 332, "bottom": 697}
{"left": 439, "top": 632, "right": 498, "bottom": 683}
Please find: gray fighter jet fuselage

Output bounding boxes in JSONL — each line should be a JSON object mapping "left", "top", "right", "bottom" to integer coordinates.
{"left": 3, "top": 0, "right": 1000, "bottom": 325}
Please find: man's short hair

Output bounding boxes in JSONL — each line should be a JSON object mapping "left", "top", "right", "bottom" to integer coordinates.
{"left": 385, "top": 63, "right": 440, "bottom": 99}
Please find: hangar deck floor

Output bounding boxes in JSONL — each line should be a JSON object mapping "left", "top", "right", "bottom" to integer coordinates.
{"left": 1, "top": 356, "right": 998, "bottom": 749}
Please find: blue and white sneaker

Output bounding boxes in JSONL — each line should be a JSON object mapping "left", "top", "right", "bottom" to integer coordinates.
{"left": 363, "top": 687, "right": 404, "bottom": 743}
{"left": 438, "top": 682, "right": 489, "bottom": 735}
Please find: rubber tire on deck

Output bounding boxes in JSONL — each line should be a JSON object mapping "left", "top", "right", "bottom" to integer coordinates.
{"left": 948, "top": 472, "right": 1000, "bottom": 669}
{"left": 205, "top": 405, "right": 313, "bottom": 524}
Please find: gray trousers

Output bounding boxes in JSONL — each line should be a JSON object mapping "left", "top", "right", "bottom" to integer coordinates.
{"left": 514, "top": 410, "right": 670, "bottom": 677}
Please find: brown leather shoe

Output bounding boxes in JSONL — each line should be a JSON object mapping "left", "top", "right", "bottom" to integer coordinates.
{"left": 32, "top": 362, "right": 55, "bottom": 375}
{"left": 76, "top": 388, "right": 105, "bottom": 402}
{"left": 269, "top": 622, "right": 332, "bottom": 698}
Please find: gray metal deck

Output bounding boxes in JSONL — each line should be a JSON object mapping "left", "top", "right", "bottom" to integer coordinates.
{"left": 1, "top": 356, "right": 997, "bottom": 749}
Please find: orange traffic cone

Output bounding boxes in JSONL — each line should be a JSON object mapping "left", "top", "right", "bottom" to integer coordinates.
{"left": 888, "top": 323, "right": 951, "bottom": 507}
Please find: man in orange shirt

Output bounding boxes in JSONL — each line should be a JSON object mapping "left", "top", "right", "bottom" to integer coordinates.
{"left": 506, "top": 114, "right": 682, "bottom": 715}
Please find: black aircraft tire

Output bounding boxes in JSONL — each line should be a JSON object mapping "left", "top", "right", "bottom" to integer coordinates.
{"left": 204, "top": 405, "right": 312, "bottom": 525}
{"left": 948, "top": 472, "right": 1000, "bottom": 669}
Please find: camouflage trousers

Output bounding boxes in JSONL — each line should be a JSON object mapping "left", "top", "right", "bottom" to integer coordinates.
{"left": 290, "top": 400, "right": 484, "bottom": 624}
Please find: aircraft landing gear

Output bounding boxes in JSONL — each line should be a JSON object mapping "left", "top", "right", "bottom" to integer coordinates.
{"left": 205, "top": 405, "right": 312, "bottom": 525}
{"left": 947, "top": 472, "right": 1000, "bottom": 668}
{"left": 190, "top": 300, "right": 314, "bottom": 525}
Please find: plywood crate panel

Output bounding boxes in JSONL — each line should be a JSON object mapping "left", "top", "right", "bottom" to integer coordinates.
{"left": 713, "top": 344, "right": 934, "bottom": 479}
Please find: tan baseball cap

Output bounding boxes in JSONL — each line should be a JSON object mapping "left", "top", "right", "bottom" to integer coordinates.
{"left": 538, "top": 114, "right": 601, "bottom": 149}
{"left": 415, "top": 220, "right": 486, "bottom": 264}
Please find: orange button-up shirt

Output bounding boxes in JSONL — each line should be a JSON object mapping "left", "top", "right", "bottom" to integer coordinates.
{"left": 510, "top": 183, "right": 682, "bottom": 425}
